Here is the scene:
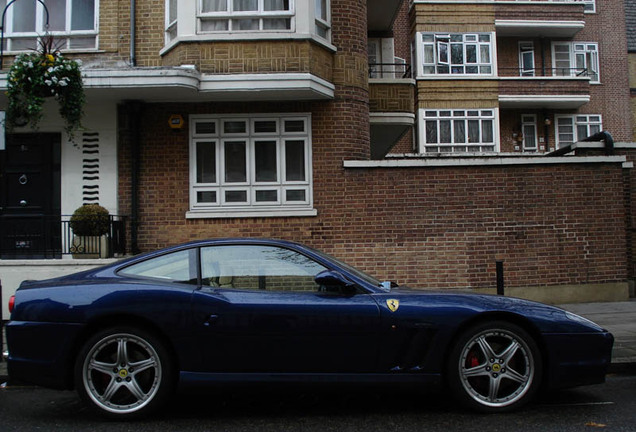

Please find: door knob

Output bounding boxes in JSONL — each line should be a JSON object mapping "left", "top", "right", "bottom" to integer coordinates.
{"left": 19, "top": 200, "right": 27, "bottom": 207}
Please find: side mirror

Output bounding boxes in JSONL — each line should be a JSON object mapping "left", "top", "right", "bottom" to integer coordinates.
{"left": 314, "top": 270, "right": 356, "bottom": 293}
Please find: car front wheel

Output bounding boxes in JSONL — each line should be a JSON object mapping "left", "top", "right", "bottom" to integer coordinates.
{"left": 447, "top": 321, "right": 542, "bottom": 413}
{"left": 74, "top": 326, "right": 174, "bottom": 419}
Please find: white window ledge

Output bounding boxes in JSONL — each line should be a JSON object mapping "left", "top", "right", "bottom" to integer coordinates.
{"left": 343, "top": 155, "right": 627, "bottom": 169}
{"left": 186, "top": 209, "right": 318, "bottom": 219}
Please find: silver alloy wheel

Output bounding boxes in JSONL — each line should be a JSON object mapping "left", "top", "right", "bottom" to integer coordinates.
{"left": 81, "top": 333, "right": 162, "bottom": 414}
{"left": 458, "top": 328, "right": 534, "bottom": 408}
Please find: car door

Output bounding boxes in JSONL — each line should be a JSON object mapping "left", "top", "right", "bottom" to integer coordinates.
{"left": 190, "top": 244, "right": 382, "bottom": 373}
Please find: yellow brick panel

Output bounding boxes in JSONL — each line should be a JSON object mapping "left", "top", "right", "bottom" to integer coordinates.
{"left": 417, "top": 80, "right": 498, "bottom": 109}
{"left": 413, "top": 3, "right": 495, "bottom": 33}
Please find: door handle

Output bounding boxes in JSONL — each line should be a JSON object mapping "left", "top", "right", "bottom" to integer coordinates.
{"left": 204, "top": 314, "right": 219, "bottom": 327}
{"left": 19, "top": 200, "right": 27, "bottom": 207}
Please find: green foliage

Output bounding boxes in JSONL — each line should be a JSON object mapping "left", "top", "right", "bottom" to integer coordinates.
{"left": 6, "top": 38, "right": 85, "bottom": 140}
{"left": 70, "top": 205, "right": 110, "bottom": 237}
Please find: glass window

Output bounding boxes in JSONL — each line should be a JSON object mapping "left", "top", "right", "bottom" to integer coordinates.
{"left": 119, "top": 249, "right": 198, "bottom": 284}
{"left": 201, "top": 245, "right": 327, "bottom": 292}
{"left": 555, "top": 115, "right": 602, "bottom": 148}
{"left": 521, "top": 115, "right": 537, "bottom": 152}
{"left": 420, "top": 33, "right": 494, "bottom": 76}
{"left": 190, "top": 114, "right": 312, "bottom": 213}
{"left": 552, "top": 42, "right": 599, "bottom": 83}
{"left": 198, "top": 0, "right": 294, "bottom": 33}
{"left": 421, "top": 109, "right": 497, "bottom": 153}
{"left": 2, "top": 0, "right": 97, "bottom": 51}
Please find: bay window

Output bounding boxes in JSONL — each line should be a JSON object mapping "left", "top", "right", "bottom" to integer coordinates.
{"left": 419, "top": 32, "right": 494, "bottom": 77}
{"left": 420, "top": 109, "right": 497, "bottom": 153}
{"left": 190, "top": 114, "right": 314, "bottom": 217}
{"left": 198, "top": 0, "right": 294, "bottom": 32}
{"left": 0, "top": 0, "right": 97, "bottom": 51}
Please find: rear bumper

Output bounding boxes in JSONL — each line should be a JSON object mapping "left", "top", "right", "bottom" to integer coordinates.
{"left": 543, "top": 331, "right": 614, "bottom": 389}
{"left": 6, "top": 320, "right": 83, "bottom": 389}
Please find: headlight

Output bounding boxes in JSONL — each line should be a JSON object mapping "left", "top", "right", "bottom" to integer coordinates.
{"left": 564, "top": 311, "right": 604, "bottom": 331}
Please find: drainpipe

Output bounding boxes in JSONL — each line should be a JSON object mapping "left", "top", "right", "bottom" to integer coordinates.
{"left": 130, "top": 0, "right": 136, "bottom": 67}
{"left": 128, "top": 101, "right": 142, "bottom": 255}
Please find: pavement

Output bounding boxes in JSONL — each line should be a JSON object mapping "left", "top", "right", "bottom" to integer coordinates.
{"left": 1, "top": 299, "right": 635, "bottom": 384}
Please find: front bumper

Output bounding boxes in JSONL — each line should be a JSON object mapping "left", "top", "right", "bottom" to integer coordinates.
{"left": 544, "top": 331, "right": 614, "bottom": 389}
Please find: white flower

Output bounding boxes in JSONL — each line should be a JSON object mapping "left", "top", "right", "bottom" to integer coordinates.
{"left": 45, "top": 80, "right": 52, "bottom": 86}
{"left": 59, "top": 81, "right": 67, "bottom": 86}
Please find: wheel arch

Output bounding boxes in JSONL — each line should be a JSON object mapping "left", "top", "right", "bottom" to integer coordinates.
{"left": 66, "top": 314, "right": 180, "bottom": 389}
{"left": 442, "top": 311, "right": 550, "bottom": 386}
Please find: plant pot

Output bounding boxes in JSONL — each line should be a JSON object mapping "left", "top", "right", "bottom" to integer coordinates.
{"left": 71, "top": 235, "right": 109, "bottom": 259}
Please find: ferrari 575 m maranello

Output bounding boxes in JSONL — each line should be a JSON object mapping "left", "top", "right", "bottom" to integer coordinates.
{"left": 6, "top": 238, "right": 613, "bottom": 418}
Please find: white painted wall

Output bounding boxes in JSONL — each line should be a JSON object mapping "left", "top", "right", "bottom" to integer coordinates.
{"left": 1, "top": 99, "right": 120, "bottom": 320}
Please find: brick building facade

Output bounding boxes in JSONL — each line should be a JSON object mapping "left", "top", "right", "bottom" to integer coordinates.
{"left": 0, "top": 0, "right": 634, "bottom": 319}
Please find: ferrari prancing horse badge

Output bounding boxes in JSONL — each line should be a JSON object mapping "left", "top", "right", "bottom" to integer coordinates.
{"left": 386, "top": 299, "right": 400, "bottom": 312}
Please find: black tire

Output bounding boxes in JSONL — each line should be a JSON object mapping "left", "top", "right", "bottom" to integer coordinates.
{"left": 74, "top": 326, "right": 175, "bottom": 419}
{"left": 447, "top": 321, "right": 542, "bottom": 413}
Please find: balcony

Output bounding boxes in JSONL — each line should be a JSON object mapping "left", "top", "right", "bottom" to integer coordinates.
{"left": 0, "top": 215, "right": 127, "bottom": 259}
{"left": 498, "top": 67, "right": 590, "bottom": 108}
{"left": 495, "top": 1, "right": 585, "bottom": 37}
{"left": 368, "top": 62, "right": 415, "bottom": 159}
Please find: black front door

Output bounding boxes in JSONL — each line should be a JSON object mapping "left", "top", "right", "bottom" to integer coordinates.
{"left": 0, "top": 133, "right": 61, "bottom": 258}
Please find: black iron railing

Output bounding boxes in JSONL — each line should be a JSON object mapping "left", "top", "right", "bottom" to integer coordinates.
{"left": 498, "top": 67, "right": 590, "bottom": 78}
{"left": 369, "top": 63, "right": 412, "bottom": 79}
{"left": 0, "top": 215, "right": 127, "bottom": 259}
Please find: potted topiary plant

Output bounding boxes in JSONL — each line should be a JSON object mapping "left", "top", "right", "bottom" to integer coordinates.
{"left": 69, "top": 204, "right": 110, "bottom": 258}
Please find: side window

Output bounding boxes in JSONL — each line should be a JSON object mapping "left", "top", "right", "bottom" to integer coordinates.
{"left": 119, "top": 249, "right": 198, "bottom": 284}
{"left": 201, "top": 245, "right": 327, "bottom": 292}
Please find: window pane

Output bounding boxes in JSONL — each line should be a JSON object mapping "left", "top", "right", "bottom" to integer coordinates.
{"left": 201, "top": 19, "right": 229, "bottom": 31}
{"left": 224, "top": 141, "right": 247, "bottom": 182}
{"left": 119, "top": 250, "right": 197, "bottom": 284}
{"left": 482, "top": 120, "right": 493, "bottom": 143}
{"left": 202, "top": 0, "right": 228, "bottom": 12}
{"left": 285, "top": 140, "right": 305, "bottom": 181}
{"left": 254, "top": 120, "right": 277, "bottom": 133}
{"left": 284, "top": 120, "right": 305, "bottom": 133}
{"left": 451, "top": 43, "right": 463, "bottom": 64}
{"left": 47, "top": 0, "right": 66, "bottom": 31}
{"left": 197, "top": 191, "right": 217, "bottom": 203}
{"left": 264, "top": 0, "right": 289, "bottom": 11}
{"left": 224, "top": 121, "right": 246, "bottom": 134}
{"left": 226, "top": 190, "right": 247, "bottom": 202}
{"left": 168, "top": 0, "right": 178, "bottom": 22}
{"left": 425, "top": 120, "right": 437, "bottom": 143}
{"left": 286, "top": 189, "right": 306, "bottom": 201}
{"left": 197, "top": 142, "right": 217, "bottom": 183}
{"left": 68, "top": 36, "right": 96, "bottom": 49}
{"left": 316, "top": 0, "right": 327, "bottom": 20}
{"left": 255, "top": 140, "right": 277, "bottom": 182}
{"left": 468, "top": 120, "right": 480, "bottom": 143}
{"left": 196, "top": 122, "right": 216, "bottom": 135}
{"left": 234, "top": 0, "right": 257, "bottom": 11}
{"left": 480, "top": 45, "right": 490, "bottom": 63}
{"left": 263, "top": 18, "right": 290, "bottom": 30}
{"left": 577, "top": 125, "right": 588, "bottom": 140}
{"left": 454, "top": 120, "right": 466, "bottom": 143}
{"left": 466, "top": 45, "right": 477, "bottom": 63}
{"left": 232, "top": 19, "right": 259, "bottom": 30}
{"left": 71, "top": 0, "right": 95, "bottom": 31}
{"left": 439, "top": 120, "right": 451, "bottom": 143}
{"left": 256, "top": 190, "right": 278, "bottom": 202}
{"left": 423, "top": 45, "right": 434, "bottom": 64}
{"left": 13, "top": 0, "right": 36, "bottom": 32}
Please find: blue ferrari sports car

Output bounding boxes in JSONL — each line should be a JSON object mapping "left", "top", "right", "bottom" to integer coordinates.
{"left": 6, "top": 238, "right": 613, "bottom": 418}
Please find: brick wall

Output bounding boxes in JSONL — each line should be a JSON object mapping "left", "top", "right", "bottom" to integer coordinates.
{"left": 118, "top": 100, "right": 628, "bottom": 291}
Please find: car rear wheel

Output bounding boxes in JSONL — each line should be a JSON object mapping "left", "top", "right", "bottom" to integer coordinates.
{"left": 74, "top": 326, "right": 174, "bottom": 419}
{"left": 447, "top": 321, "right": 542, "bottom": 413}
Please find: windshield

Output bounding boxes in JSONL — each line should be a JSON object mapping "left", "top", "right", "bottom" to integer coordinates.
{"left": 302, "top": 245, "right": 384, "bottom": 287}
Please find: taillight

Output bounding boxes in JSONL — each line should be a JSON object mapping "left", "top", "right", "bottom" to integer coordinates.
{"left": 8, "top": 295, "right": 15, "bottom": 314}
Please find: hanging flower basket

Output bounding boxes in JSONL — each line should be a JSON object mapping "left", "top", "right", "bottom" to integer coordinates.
{"left": 6, "top": 37, "right": 85, "bottom": 139}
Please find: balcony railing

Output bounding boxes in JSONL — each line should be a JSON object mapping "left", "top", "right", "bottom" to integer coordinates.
{"left": 0, "top": 215, "right": 127, "bottom": 259}
{"left": 369, "top": 63, "right": 412, "bottom": 79}
{"left": 498, "top": 67, "right": 590, "bottom": 78}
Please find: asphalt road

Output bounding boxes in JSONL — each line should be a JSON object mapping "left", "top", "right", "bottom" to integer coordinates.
{"left": 1, "top": 373, "right": 635, "bottom": 431}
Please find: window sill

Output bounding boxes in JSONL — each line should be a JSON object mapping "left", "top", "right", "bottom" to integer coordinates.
{"left": 186, "top": 208, "right": 318, "bottom": 219}
{"left": 160, "top": 32, "right": 337, "bottom": 57}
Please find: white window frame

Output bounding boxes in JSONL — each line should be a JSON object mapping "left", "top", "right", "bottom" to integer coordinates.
{"left": 555, "top": 114, "right": 602, "bottom": 148}
{"left": 418, "top": 108, "right": 499, "bottom": 154}
{"left": 314, "top": 0, "right": 330, "bottom": 41}
{"left": 197, "top": 0, "right": 296, "bottom": 33}
{"left": 1, "top": 0, "right": 99, "bottom": 52}
{"left": 519, "top": 41, "right": 535, "bottom": 77}
{"left": 551, "top": 41, "right": 600, "bottom": 84}
{"left": 521, "top": 114, "right": 538, "bottom": 152}
{"left": 416, "top": 32, "right": 495, "bottom": 77}
{"left": 165, "top": 0, "right": 178, "bottom": 43}
{"left": 189, "top": 113, "right": 314, "bottom": 218}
